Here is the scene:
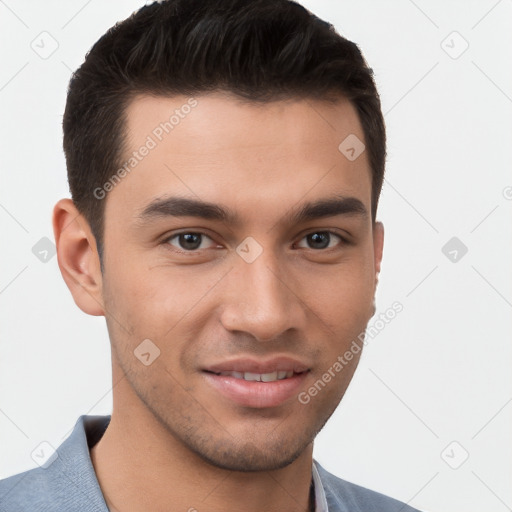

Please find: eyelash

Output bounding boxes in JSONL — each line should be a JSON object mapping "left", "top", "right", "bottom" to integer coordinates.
{"left": 161, "top": 230, "right": 349, "bottom": 254}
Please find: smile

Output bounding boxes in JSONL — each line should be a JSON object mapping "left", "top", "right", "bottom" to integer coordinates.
{"left": 211, "top": 370, "right": 295, "bottom": 382}
{"left": 202, "top": 366, "right": 310, "bottom": 408}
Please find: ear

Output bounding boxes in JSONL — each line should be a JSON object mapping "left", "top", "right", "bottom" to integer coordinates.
{"left": 52, "top": 198, "right": 105, "bottom": 316}
{"left": 372, "top": 221, "right": 384, "bottom": 288}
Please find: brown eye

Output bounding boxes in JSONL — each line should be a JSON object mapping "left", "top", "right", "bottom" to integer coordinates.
{"left": 296, "top": 231, "right": 343, "bottom": 250}
{"left": 166, "top": 232, "right": 216, "bottom": 251}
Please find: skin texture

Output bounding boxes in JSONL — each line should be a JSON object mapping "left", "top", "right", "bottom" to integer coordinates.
{"left": 53, "top": 92, "right": 384, "bottom": 512}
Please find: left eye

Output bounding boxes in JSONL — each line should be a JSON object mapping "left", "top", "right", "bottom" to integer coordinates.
{"left": 166, "top": 232, "right": 216, "bottom": 251}
{"left": 296, "top": 231, "right": 343, "bottom": 250}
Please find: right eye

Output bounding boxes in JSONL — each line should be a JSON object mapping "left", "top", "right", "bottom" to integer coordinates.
{"left": 163, "top": 232, "right": 218, "bottom": 252}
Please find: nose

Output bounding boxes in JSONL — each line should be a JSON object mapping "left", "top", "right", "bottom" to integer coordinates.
{"left": 220, "top": 254, "right": 306, "bottom": 342}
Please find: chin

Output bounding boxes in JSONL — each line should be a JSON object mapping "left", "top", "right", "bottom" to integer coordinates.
{"left": 191, "top": 438, "right": 308, "bottom": 472}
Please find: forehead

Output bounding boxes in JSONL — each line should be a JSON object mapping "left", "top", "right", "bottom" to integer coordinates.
{"left": 105, "top": 92, "right": 372, "bottom": 227}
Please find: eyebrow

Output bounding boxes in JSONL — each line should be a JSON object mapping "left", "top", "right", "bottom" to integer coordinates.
{"left": 135, "top": 194, "right": 368, "bottom": 227}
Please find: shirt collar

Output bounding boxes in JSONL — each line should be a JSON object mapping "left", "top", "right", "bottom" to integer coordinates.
{"left": 312, "top": 459, "right": 329, "bottom": 512}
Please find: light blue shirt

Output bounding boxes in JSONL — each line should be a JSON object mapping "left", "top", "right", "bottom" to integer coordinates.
{"left": 0, "top": 415, "right": 421, "bottom": 511}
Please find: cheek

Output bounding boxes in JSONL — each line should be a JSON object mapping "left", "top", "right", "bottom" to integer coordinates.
{"left": 105, "top": 261, "right": 189, "bottom": 324}
{"left": 102, "top": 261, "right": 223, "bottom": 363}
{"left": 300, "top": 261, "right": 375, "bottom": 325}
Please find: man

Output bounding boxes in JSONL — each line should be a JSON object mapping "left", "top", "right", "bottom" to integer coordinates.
{"left": 0, "top": 0, "right": 421, "bottom": 510}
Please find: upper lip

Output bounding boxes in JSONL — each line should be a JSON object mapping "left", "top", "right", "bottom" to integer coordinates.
{"left": 203, "top": 356, "right": 310, "bottom": 374}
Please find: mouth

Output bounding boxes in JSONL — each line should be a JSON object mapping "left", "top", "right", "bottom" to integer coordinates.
{"left": 201, "top": 357, "right": 311, "bottom": 408}
{"left": 204, "top": 370, "right": 298, "bottom": 382}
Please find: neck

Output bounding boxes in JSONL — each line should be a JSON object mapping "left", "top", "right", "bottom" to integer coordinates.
{"left": 90, "top": 369, "right": 315, "bottom": 512}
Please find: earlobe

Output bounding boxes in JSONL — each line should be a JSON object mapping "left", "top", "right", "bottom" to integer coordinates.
{"left": 52, "top": 198, "right": 105, "bottom": 316}
{"left": 369, "top": 222, "right": 384, "bottom": 318}
{"left": 373, "top": 221, "right": 384, "bottom": 278}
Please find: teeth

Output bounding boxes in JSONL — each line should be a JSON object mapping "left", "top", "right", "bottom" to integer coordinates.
{"left": 244, "top": 372, "right": 261, "bottom": 381}
{"left": 218, "top": 370, "right": 296, "bottom": 381}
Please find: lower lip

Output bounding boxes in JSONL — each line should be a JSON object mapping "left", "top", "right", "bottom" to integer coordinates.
{"left": 202, "top": 371, "right": 309, "bottom": 408}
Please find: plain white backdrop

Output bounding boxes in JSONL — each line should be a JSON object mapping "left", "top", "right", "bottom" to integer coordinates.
{"left": 1, "top": 1, "right": 511, "bottom": 511}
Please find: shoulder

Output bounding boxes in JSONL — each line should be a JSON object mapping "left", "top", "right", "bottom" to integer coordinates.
{"left": 0, "top": 465, "right": 62, "bottom": 511}
{"left": 0, "top": 415, "right": 110, "bottom": 511}
{"left": 315, "top": 461, "right": 422, "bottom": 512}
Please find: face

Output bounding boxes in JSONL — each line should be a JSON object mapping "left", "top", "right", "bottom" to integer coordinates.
{"left": 99, "top": 92, "right": 383, "bottom": 471}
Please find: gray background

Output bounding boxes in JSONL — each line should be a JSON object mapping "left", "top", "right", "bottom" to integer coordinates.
{"left": 1, "top": 1, "right": 511, "bottom": 511}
